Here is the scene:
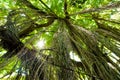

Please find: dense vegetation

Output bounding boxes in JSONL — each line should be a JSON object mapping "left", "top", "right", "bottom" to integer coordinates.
{"left": 0, "top": 0, "right": 120, "bottom": 80}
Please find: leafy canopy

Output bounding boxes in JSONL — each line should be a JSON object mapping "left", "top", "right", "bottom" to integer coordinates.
{"left": 0, "top": 0, "right": 120, "bottom": 80}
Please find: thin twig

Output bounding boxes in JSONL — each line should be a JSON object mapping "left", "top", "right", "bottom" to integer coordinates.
{"left": 39, "top": 0, "right": 57, "bottom": 17}
{"left": 39, "top": 0, "right": 52, "bottom": 12}
{"left": 21, "top": 0, "right": 47, "bottom": 15}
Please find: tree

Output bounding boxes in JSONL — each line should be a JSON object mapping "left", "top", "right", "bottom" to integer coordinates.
{"left": 0, "top": 0, "right": 120, "bottom": 80}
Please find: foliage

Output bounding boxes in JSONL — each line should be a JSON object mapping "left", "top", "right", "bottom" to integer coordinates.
{"left": 0, "top": 0, "right": 120, "bottom": 80}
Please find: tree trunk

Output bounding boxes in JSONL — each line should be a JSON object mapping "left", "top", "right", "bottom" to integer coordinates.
{"left": 0, "top": 27, "right": 44, "bottom": 80}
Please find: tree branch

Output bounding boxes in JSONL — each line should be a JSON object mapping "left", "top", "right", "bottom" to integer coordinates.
{"left": 93, "top": 16, "right": 120, "bottom": 24}
{"left": 19, "top": 18, "right": 55, "bottom": 38}
{"left": 64, "top": 0, "right": 70, "bottom": 19}
{"left": 68, "top": 1, "right": 120, "bottom": 16}
{"left": 20, "top": 0, "right": 48, "bottom": 16}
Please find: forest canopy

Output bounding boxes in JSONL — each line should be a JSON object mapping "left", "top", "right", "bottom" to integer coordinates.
{"left": 0, "top": 0, "right": 120, "bottom": 80}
